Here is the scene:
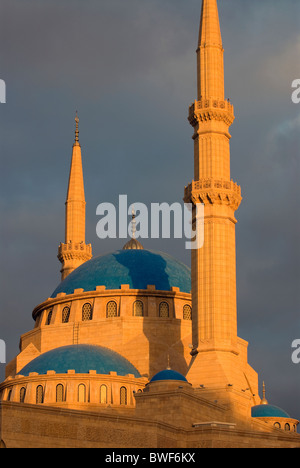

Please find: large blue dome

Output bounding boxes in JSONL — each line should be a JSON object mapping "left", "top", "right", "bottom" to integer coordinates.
{"left": 51, "top": 249, "right": 191, "bottom": 297}
{"left": 18, "top": 345, "right": 141, "bottom": 378}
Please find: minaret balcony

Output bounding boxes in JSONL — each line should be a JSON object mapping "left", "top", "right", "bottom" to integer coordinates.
{"left": 184, "top": 178, "right": 242, "bottom": 211}
{"left": 58, "top": 242, "right": 92, "bottom": 261}
{"left": 188, "top": 99, "right": 234, "bottom": 128}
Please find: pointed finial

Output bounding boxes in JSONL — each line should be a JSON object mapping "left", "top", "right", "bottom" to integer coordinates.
{"left": 167, "top": 354, "right": 171, "bottom": 370}
{"left": 260, "top": 381, "right": 268, "bottom": 405}
{"left": 131, "top": 209, "right": 136, "bottom": 239}
{"left": 74, "top": 111, "right": 80, "bottom": 146}
{"left": 122, "top": 207, "right": 144, "bottom": 250}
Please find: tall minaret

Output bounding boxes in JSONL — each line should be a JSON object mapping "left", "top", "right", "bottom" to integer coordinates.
{"left": 185, "top": 0, "right": 252, "bottom": 391}
{"left": 58, "top": 113, "right": 92, "bottom": 281}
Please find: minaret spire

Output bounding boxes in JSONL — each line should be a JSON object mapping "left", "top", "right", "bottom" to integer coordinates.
{"left": 198, "top": 0, "right": 222, "bottom": 47}
{"left": 58, "top": 113, "right": 92, "bottom": 281}
{"left": 197, "top": 0, "right": 224, "bottom": 100}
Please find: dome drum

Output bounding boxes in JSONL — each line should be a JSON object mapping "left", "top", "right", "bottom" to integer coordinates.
{"left": 32, "top": 287, "right": 191, "bottom": 324}
{"left": 0, "top": 372, "right": 146, "bottom": 410}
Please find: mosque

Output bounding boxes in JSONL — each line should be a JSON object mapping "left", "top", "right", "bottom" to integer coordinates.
{"left": 0, "top": 0, "right": 299, "bottom": 448}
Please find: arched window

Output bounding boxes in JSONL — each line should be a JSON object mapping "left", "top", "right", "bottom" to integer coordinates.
{"left": 183, "top": 304, "right": 192, "bottom": 320}
{"left": 159, "top": 302, "right": 169, "bottom": 318}
{"left": 285, "top": 423, "right": 290, "bottom": 431}
{"left": 56, "top": 384, "right": 64, "bottom": 402}
{"left": 78, "top": 384, "right": 86, "bottom": 403}
{"left": 274, "top": 422, "right": 281, "bottom": 429}
{"left": 46, "top": 309, "right": 53, "bottom": 325}
{"left": 120, "top": 386, "right": 127, "bottom": 405}
{"left": 100, "top": 384, "right": 107, "bottom": 404}
{"left": 7, "top": 389, "right": 12, "bottom": 401}
{"left": 62, "top": 306, "right": 70, "bottom": 323}
{"left": 20, "top": 387, "right": 26, "bottom": 403}
{"left": 82, "top": 303, "right": 93, "bottom": 321}
{"left": 36, "top": 385, "right": 44, "bottom": 404}
{"left": 133, "top": 300, "right": 144, "bottom": 317}
{"left": 106, "top": 301, "right": 118, "bottom": 318}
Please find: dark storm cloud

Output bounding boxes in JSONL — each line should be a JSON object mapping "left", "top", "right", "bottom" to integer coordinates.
{"left": 0, "top": 0, "right": 299, "bottom": 419}
{"left": 1, "top": 0, "right": 194, "bottom": 93}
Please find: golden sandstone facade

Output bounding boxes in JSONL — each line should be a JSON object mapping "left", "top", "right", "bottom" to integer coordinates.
{"left": 0, "top": 0, "right": 299, "bottom": 448}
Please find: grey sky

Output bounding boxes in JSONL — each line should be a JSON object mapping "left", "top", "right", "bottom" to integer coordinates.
{"left": 0, "top": 0, "right": 299, "bottom": 421}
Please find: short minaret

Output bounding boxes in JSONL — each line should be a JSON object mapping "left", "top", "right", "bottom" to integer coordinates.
{"left": 58, "top": 113, "right": 92, "bottom": 280}
{"left": 184, "top": 0, "right": 255, "bottom": 394}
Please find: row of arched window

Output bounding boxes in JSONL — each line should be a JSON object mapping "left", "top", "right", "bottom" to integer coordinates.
{"left": 44, "top": 302, "right": 192, "bottom": 325}
{"left": 8, "top": 384, "right": 141, "bottom": 406}
{"left": 273, "top": 422, "right": 297, "bottom": 432}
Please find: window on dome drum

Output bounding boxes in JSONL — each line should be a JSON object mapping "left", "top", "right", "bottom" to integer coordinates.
{"left": 274, "top": 422, "right": 281, "bottom": 429}
{"left": 285, "top": 423, "right": 290, "bottom": 431}
{"left": 82, "top": 303, "right": 93, "bottom": 321}
{"left": 20, "top": 387, "right": 26, "bottom": 403}
{"left": 133, "top": 300, "right": 144, "bottom": 317}
{"left": 56, "top": 384, "right": 64, "bottom": 403}
{"left": 159, "top": 302, "right": 169, "bottom": 318}
{"left": 78, "top": 384, "right": 86, "bottom": 403}
{"left": 36, "top": 385, "right": 44, "bottom": 404}
{"left": 62, "top": 306, "right": 71, "bottom": 323}
{"left": 106, "top": 301, "right": 118, "bottom": 318}
{"left": 46, "top": 309, "right": 53, "bottom": 325}
{"left": 120, "top": 386, "right": 127, "bottom": 405}
{"left": 183, "top": 304, "right": 192, "bottom": 320}
{"left": 100, "top": 384, "right": 107, "bottom": 404}
{"left": 7, "top": 389, "right": 12, "bottom": 401}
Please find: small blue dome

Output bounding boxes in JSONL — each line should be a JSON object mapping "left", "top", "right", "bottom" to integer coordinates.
{"left": 18, "top": 345, "right": 141, "bottom": 378}
{"left": 150, "top": 369, "right": 187, "bottom": 383}
{"left": 51, "top": 249, "right": 191, "bottom": 297}
{"left": 251, "top": 404, "right": 290, "bottom": 419}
